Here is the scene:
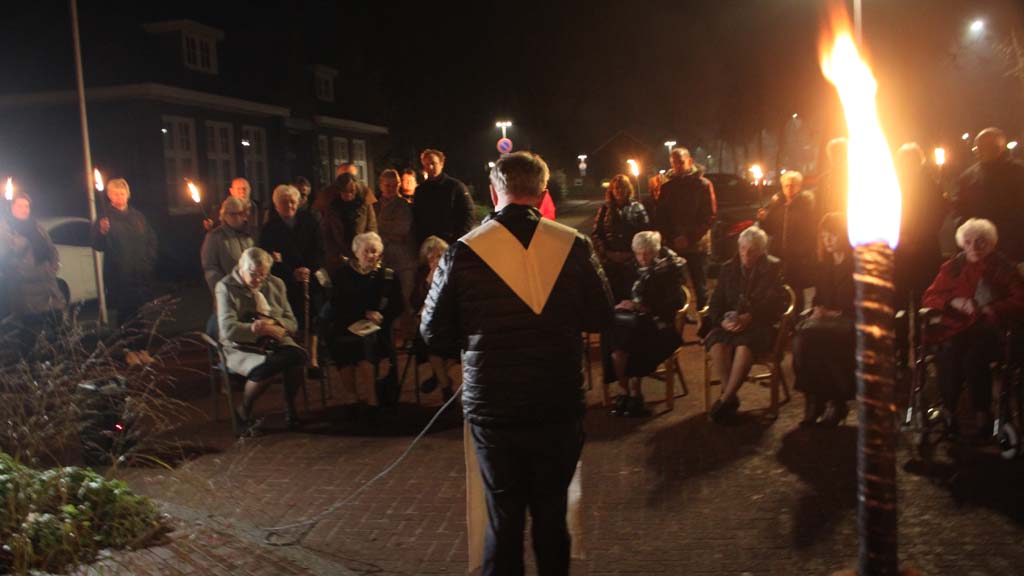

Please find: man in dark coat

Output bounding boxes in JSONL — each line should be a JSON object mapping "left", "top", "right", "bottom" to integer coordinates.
{"left": 953, "top": 127, "right": 1024, "bottom": 262}
{"left": 757, "top": 170, "right": 817, "bottom": 310}
{"left": 412, "top": 148, "right": 476, "bottom": 245}
{"left": 655, "top": 147, "right": 716, "bottom": 309}
{"left": 92, "top": 178, "right": 158, "bottom": 326}
{"left": 421, "top": 151, "right": 612, "bottom": 575}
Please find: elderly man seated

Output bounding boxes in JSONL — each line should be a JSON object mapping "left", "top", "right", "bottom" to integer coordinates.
{"left": 604, "top": 230, "right": 687, "bottom": 417}
{"left": 921, "top": 218, "right": 1024, "bottom": 441}
{"left": 216, "top": 247, "right": 307, "bottom": 433}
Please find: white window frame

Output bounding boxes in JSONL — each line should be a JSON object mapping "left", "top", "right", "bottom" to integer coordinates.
{"left": 315, "top": 73, "right": 334, "bottom": 102}
{"left": 241, "top": 125, "right": 269, "bottom": 204}
{"left": 351, "top": 139, "right": 368, "bottom": 184}
{"left": 205, "top": 121, "right": 235, "bottom": 201}
{"left": 331, "top": 137, "right": 349, "bottom": 176}
{"left": 183, "top": 31, "right": 218, "bottom": 74}
{"left": 317, "top": 135, "right": 331, "bottom": 188}
{"left": 162, "top": 115, "right": 199, "bottom": 213}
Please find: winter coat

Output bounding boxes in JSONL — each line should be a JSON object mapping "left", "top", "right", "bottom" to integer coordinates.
{"left": 896, "top": 164, "right": 947, "bottom": 296}
{"left": 91, "top": 206, "right": 157, "bottom": 309}
{"left": 321, "top": 194, "right": 377, "bottom": 274}
{"left": 954, "top": 158, "right": 1024, "bottom": 261}
{"left": 655, "top": 168, "right": 716, "bottom": 253}
{"left": 591, "top": 201, "right": 649, "bottom": 258}
{"left": 412, "top": 173, "right": 475, "bottom": 245}
{"left": 216, "top": 269, "right": 300, "bottom": 377}
{"left": 920, "top": 251, "right": 1024, "bottom": 344}
{"left": 258, "top": 209, "right": 325, "bottom": 319}
{"left": 701, "top": 253, "right": 786, "bottom": 337}
{"left": 374, "top": 195, "right": 418, "bottom": 273}
{"left": 4, "top": 218, "right": 65, "bottom": 316}
{"left": 757, "top": 190, "right": 817, "bottom": 288}
{"left": 201, "top": 225, "right": 253, "bottom": 294}
{"left": 420, "top": 204, "right": 613, "bottom": 427}
{"left": 631, "top": 247, "right": 687, "bottom": 329}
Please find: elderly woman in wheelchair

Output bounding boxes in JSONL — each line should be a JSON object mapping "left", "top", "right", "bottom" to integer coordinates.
{"left": 700, "top": 227, "right": 787, "bottom": 423}
{"left": 920, "top": 218, "right": 1024, "bottom": 441}
{"left": 604, "top": 230, "right": 688, "bottom": 417}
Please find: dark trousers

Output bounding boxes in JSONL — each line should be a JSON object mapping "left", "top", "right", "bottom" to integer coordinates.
{"left": 682, "top": 250, "right": 708, "bottom": 310}
{"left": 470, "top": 418, "right": 584, "bottom": 576}
{"left": 938, "top": 323, "right": 1000, "bottom": 415}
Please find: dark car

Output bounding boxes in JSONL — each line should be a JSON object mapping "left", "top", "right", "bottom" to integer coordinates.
{"left": 704, "top": 173, "right": 777, "bottom": 275}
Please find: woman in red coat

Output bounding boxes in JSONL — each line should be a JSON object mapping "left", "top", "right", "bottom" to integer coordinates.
{"left": 921, "top": 218, "right": 1024, "bottom": 440}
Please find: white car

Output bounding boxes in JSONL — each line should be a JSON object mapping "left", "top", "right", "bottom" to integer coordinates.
{"left": 39, "top": 217, "right": 103, "bottom": 304}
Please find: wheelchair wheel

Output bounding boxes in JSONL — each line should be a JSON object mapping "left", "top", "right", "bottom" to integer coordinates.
{"left": 996, "top": 422, "right": 1019, "bottom": 460}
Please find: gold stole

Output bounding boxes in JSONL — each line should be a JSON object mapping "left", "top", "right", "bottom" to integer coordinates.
{"left": 460, "top": 217, "right": 585, "bottom": 573}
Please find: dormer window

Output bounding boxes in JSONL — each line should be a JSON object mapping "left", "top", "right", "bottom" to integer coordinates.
{"left": 314, "top": 65, "right": 338, "bottom": 102}
{"left": 184, "top": 31, "right": 217, "bottom": 73}
{"left": 144, "top": 21, "right": 223, "bottom": 75}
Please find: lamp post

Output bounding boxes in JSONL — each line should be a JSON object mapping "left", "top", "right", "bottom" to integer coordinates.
{"left": 577, "top": 154, "right": 588, "bottom": 177}
{"left": 495, "top": 120, "right": 512, "bottom": 139}
{"left": 664, "top": 140, "right": 677, "bottom": 159}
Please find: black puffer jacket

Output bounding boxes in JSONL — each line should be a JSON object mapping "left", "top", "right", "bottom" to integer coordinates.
{"left": 412, "top": 173, "right": 475, "bottom": 245}
{"left": 420, "top": 204, "right": 613, "bottom": 427}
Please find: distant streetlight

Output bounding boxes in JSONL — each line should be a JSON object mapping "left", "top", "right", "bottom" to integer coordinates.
{"left": 970, "top": 19, "right": 985, "bottom": 34}
{"left": 1008, "top": 141, "right": 1019, "bottom": 150}
{"left": 577, "top": 154, "right": 588, "bottom": 177}
{"left": 241, "top": 139, "right": 251, "bottom": 147}
{"left": 749, "top": 164, "right": 764, "bottom": 182}
{"left": 487, "top": 161, "right": 496, "bottom": 168}
{"left": 495, "top": 120, "right": 512, "bottom": 139}
{"left": 961, "top": 132, "right": 971, "bottom": 141}
{"left": 933, "top": 147, "right": 946, "bottom": 166}
{"left": 792, "top": 113, "right": 799, "bottom": 119}
{"left": 664, "top": 140, "right": 677, "bottom": 156}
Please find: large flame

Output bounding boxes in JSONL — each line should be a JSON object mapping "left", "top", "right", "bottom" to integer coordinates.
{"left": 4, "top": 177, "right": 12, "bottom": 201}
{"left": 820, "top": 10, "right": 901, "bottom": 248}
{"left": 93, "top": 168, "right": 104, "bottom": 192}
{"left": 187, "top": 181, "right": 201, "bottom": 204}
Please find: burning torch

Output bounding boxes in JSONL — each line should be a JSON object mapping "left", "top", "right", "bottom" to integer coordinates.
{"left": 188, "top": 180, "right": 208, "bottom": 219}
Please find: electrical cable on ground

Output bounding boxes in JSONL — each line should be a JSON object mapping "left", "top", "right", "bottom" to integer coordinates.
{"left": 262, "top": 385, "right": 464, "bottom": 547}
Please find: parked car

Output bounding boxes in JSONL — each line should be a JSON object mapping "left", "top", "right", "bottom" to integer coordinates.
{"left": 704, "top": 173, "right": 777, "bottom": 275}
{"left": 39, "top": 217, "right": 102, "bottom": 304}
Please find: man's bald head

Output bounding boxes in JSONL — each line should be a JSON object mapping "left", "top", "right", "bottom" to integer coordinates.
{"left": 975, "top": 127, "right": 1007, "bottom": 164}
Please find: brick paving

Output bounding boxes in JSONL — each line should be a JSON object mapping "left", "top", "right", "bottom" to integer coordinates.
{"left": 101, "top": 322, "right": 1024, "bottom": 576}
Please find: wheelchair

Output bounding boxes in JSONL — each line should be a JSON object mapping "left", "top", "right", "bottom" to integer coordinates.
{"left": 906, "top": 308, "right": 1023, "bottom": 460}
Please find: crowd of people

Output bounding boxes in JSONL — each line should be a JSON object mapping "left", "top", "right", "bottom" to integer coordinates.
{"left": 591, "top": 129, "right": 1024, "bottom": 436}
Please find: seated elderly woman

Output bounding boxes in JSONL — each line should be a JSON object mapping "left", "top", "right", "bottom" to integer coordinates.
{"left": 921, "top": 218, "right": 1024, "bottom": 440}
{"left": 216, "top": 247, "right": 308, "bottom": 433}
{"left": 604, "top": 230, "right": 687, "bottom": 417}
{"left": 700, "top": 226, "right": 786, "bottom": 422}
{"left": 411, "top": 235, "right": 459, "bottom": 399}
{"left": 321, "top": 232, "right": 404, "bottom": 417}
{"left": 793, "top": 213, "right": 856, "bottom": 427}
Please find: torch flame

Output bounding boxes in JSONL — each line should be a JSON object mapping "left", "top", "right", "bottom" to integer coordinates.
{"left": 750, "top": 164, "right": 764, "bottom": 182}
{"left": 820, "top": 9, "right": 901, "bottom": 248}
{"left": 93, "top": 168, "right": 104, "bottom": 192}
{"left": 187, "top": 181, "right": 201, "bottom": 204}
{"left": 4, "top": 177, "right": 12, "bottom": 201}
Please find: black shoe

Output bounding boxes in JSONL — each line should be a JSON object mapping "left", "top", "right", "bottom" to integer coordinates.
{"left": 610, "top": 394, "right": 631, "bottom": 417}
{"left": 722, "top": 396, "right": 740, "bottom": 418}
{"left": 420, "top": 376, "right": 439, "bottom": 394}
{"left": 306, "top": 366, "right": 324, "bottom": 379}
{"left": 709, "top": 399, "right": 724, "bottom": 423}
{"left": 626, "top": 394, "right": 651, "bottom": 418}
{"left": 285, "top": 412, "right": 305, "bottom": 431}
{"left": 819, "top": 401, "right": 849, "bottom": 427}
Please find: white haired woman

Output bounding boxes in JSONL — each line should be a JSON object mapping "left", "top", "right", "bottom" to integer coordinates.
{"left": 604, "top": 230, "right": 687, "bottom": 417}
{"left": 259, "top": 184, "right": 326, "bottom": 371}
{"left": 700, "top": 226, "right": 787, "bottom": 422}
{"left": 320, "top": 232, "right": 404, "bottom": 420}
{"left": 411, "top": 235, "right": 459, "bottom": 398}
{"left": 217, "top": 247, "right": 308, "bottom": 434}
{"left": 921, "top": 218, "right": 1024, "bottom": 440}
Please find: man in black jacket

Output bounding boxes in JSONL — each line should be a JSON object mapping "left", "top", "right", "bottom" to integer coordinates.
{"left": 655, "top": 147, "right": 716, "bottom": 308}
{"left": 412, "top": 148, "right": 476, "bottom": 245}
{"left": 954, "top": 127, "right": 1024, "bottom": 261}
{"left": 421, "top": 151, "right": 612, "bottom": 575}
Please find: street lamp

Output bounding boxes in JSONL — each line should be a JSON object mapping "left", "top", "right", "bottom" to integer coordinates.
{"left": 495, "top": 120, "right": 512, "bottom": 139}
{"left": 664, "top": 140, "right": 677, "bottom": 156}
{"left": 1008, "top": 141, "right": 1018, "bottom": 150}
{"left": 933, "top": 147, "right": 946, "bottom": 166}
{"left": 961, "top": 132, "right": 971, "bottom": 142}
{"left": 577, "top": 154, "right": 588, "bottom": 177}
{"left": 792, "top": 113, "right": 799, "bottom": 119}
{"left": 970, "top": 19, "right": 985, "bottom": 34}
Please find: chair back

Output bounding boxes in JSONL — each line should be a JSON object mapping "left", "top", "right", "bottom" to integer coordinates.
{"left": 674, "top": 284, "right": 694, "bottom": 335}
{"left": 771, "top": 284, "right": 798, "bottom": 361}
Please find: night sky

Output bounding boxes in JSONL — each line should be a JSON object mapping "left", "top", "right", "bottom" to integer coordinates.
{"left": 2, "top": 0, "right": 1023, "bottom": 178}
